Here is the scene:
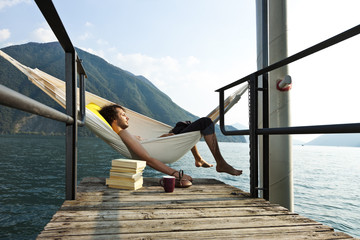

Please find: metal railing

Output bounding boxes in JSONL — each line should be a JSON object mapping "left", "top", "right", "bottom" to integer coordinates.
{"left": 0, "top": 84, "right": 73, "bottom": 124}
{"left": 0, "top": 0, "right": 87, "bottom": 200}
{"left": 216, "top": 24, "right": 360, "bottom": 199}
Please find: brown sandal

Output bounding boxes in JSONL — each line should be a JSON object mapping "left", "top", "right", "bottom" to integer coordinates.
{"left": 171, "top": 170, "right": 192, "bottom": 188}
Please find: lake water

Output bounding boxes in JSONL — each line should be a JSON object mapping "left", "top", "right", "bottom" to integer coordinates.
{"left": 0, "top": 135, "right": 359, "bottom": 239}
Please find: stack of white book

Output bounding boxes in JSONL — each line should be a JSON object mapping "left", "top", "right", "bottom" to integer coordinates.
{"left": 106, "top": 159, "right": 146, "bottom": 190}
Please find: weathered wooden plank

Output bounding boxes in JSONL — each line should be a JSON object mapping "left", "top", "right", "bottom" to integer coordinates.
{"left": 76, "top": 188, "right": 248, "bottom": 198}
{"left": 51, "top": 205, "right": 290, "bottom": 222}
{"left": 38, "top": 231, "right": 353, "bottom": 240}
{"left": 114, "top": 229, "right": 354, "bottom": 240}
{"left": 64, "top": 194, "right": 265, "bottom": 204}
{"left": 37, "top": 225, "right": 345, "bottom": 239}
{"left": 59, "top": 199, "right": 272, "bottom": 211}
{"left": 75, "top": 188, "right": 248, "bottom": 199}
{"left": 74, "top": 194, "right": 250, "bottom": 203}
{"left": 42, "top": 215, "right": 322, "bottom": 235}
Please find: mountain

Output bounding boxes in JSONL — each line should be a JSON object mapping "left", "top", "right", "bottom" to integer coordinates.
{"left": 231, "top": 123, "right": 248, "bottom": 143}
{"left": 0, "top": 42, "right": 245, "bottom": 143}
{"left": 231, "top": 123, "right": 248, "bottom": 130}
{"left": 306, "top": 133, "right": 360, "bottom": 147}
{"left": 292, "top": 138, "right": 306, "bottom": 145}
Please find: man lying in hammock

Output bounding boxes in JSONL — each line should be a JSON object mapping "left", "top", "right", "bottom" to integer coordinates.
{"left": 99, "top": 104, "right": 242, "bottom": 185}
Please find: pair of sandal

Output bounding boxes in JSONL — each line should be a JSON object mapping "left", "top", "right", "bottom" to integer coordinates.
{"left": 171, "top": 170, "right": 192, "bottom": 188}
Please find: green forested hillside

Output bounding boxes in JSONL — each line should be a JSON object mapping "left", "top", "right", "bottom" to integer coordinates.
{"left": 0, "top": 42, "right": 245, "bottom": 142}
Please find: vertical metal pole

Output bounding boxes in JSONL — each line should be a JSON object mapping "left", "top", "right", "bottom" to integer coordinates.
{"left": 256, "top": 0, "right": 269, "bottom": 200}
{"left": 65, "top": 51, "right": 77, "bottom": 200}
{"left": 249, "top": 74, "right": 258, "bottom": 198}
{"left": 261, "top": 0, "right": 270, "bottom": 201}
{"left": 262, "top": 73, "right": 269, "bottom": 200}
{"left": 268, "top": 0, "right": 293, "bottom": 211}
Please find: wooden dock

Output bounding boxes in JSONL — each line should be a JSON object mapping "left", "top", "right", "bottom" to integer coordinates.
{"left": 37, "top": 177, "right": 355, "bottom": 239}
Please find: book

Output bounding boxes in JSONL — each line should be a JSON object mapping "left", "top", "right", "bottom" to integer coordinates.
{"left": 107, "top": 184, "right": 142, "bottom": 190}
{"left": 112, "top": 159, "right": 146, "bottom": 169}
{"left": 110, "top": 171, "right": 142, "bottom": 181}
{"left": 110, "top": 167, "right": 145, "bottom": 174}
{"left": 106, "top": 177, "right": 143, "bottom": 190}
{"left": 109, "top": 176, "right": 140, "bottom": 183}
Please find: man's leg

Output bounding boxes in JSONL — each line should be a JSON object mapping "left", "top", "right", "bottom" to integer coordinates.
{"left": 190, "top": 145, "right": 213, "bottom": 168}
{"left": 178, "top": 117, "right": 241, "bottom": 174}
{"left": 203, "top": 133, "right": 242, "bottom": 176}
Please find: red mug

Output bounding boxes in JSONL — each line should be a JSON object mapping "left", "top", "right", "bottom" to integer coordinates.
{"left": 159, "top": 176, "right": 175, "bottom": 193}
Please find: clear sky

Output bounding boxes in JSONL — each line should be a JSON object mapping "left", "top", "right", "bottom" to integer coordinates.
{"left": 1, "top": 0, "right": 359, "bottom": 141}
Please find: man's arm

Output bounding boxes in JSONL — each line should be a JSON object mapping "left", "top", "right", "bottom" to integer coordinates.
{"left": 117, "top": 130, "right": 192, "bottom": 181}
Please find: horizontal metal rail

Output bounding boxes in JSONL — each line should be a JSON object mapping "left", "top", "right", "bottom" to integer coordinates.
{"left": 259, "top": 123, "right": 360, "bottom": 135}
{"left": 0, "top": 84, "right": 73, "bottom": 124}
{"left": 219, "top": 123, "right": 360, "bottom": 136}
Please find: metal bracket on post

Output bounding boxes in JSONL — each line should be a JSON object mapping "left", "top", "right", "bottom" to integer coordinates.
{"left": 77, "top": 58, "right": 86, "bottom": 126}
{"left": 276, "top": 75, "right": 292, "bottom": 91}
{"left": 219, "top": 89, "right": 225, "bottom": 132}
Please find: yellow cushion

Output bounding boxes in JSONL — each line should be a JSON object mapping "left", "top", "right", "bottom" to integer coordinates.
{"left": 86, "top": 103, "right": 111, "bottom": 128}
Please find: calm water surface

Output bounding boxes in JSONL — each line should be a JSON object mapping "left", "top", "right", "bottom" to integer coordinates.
{"left": 0, "top": 135, "right": 359, "bottom": 239}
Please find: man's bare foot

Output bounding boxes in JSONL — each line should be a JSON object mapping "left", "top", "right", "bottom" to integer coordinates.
{"left": 195, "top": 159, "right": 213, "bottom": 168}
{"left": 216, "top": 163, "right": 242, "bottom": 176}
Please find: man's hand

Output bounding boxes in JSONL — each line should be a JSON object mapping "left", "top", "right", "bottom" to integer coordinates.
{"left": 172, "top": 171, "right": 193, "bottom": 182}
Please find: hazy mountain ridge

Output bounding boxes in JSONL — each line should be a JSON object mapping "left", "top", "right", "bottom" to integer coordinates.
{"left": 0, "top": 42, "right": 245, "bottom": 143}
{"left": 306, "top": 133, "right": 360, "bottom": 147}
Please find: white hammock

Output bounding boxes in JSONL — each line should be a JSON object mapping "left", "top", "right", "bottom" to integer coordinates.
{"left": 0, "top": 50, "right": 247, "bottom": 163}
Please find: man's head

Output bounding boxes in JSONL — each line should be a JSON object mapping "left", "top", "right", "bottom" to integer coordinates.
{"left": 99, "top": 104, "right": 129, "bottom": 130}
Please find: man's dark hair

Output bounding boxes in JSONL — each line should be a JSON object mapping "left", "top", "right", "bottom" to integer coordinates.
{"left": 99, "top": 104, "right": 125, "bottom": 125}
